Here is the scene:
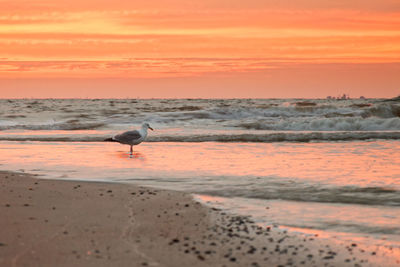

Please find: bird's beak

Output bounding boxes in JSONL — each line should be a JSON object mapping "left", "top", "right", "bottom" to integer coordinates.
{"left": 149, "top": 127, "right": 154, "bottom": 131}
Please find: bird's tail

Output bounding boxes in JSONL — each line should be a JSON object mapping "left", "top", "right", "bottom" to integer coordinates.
{"left": 104, "top": 137, "right": 117, "bottom": 142}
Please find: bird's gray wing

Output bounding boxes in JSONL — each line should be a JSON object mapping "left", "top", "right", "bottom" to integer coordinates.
{"left": 114, "top": 130, "right": 142, "bottom": 142}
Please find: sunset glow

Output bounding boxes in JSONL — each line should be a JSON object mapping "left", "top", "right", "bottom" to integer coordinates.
{"left": 1, "top": 0, "right": 400, "bottom": 98}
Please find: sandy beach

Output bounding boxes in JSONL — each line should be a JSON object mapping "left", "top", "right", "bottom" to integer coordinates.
{"left": 0, "top": 171, "right": 398, "bottom": 267}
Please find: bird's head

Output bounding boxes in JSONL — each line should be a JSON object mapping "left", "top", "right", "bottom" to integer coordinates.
{"left": 142, "top": 122, "right": 154, "bottom": 131}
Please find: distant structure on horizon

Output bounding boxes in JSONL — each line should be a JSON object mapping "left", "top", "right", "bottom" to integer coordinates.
{"left": 326, "top": 94, "right": 351, "bottom": 100}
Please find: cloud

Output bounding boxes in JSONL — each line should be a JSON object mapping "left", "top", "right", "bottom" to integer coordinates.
{"left": 2, "top": 0, "right": 400, "bottom": 12}
{"left": 0, "top": 58, "right": 283, "bottom": 79}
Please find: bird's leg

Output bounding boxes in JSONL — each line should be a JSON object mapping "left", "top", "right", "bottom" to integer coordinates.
{"left": 130, "top": 145, "right": 133, "bottom": 155}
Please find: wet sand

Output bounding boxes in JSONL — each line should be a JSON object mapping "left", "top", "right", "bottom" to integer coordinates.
{"left": 0, "top": 171, "right": 398, "bottom": 267}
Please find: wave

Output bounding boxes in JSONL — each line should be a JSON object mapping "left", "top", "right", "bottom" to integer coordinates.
{"left": 149, "top": 132, "right": 400, "bottom": 142}
{"left": 235, "top": 117, "right": 400, "bottom": 131}
{"left": 154, "top": 102, "right": 400, "bottom": 131}
{"left": 1, "top": 131, "right": 400, "bottom": 142}
{"left": 0, "top": 121, "right": 105, "bottom": 131}
{"left": 196, "top": 185, "right": 400, "bottom": 206}
{"left": 2, "top": 100, "right": 400, "bottom": 133}
{"left": 3, "top": 116, "right": 400, "bottom": 133}
{"left": 364, "top": 103, "right": 400, "bottom": 118}
{"left": 199, "top": 102, "right": 400, "bottom": 120}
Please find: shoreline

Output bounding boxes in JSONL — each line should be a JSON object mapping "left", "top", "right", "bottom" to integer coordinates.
{"left": 1, "top": 171, "right": 399, "bottom": 266}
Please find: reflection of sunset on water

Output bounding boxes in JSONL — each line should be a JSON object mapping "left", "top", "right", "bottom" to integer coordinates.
{"left": 0, "top": 141, "right": 399, "bottom": 189}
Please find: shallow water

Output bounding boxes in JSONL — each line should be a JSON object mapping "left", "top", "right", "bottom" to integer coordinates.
{"left": 1, "top": 140, "right": 399, "bottom": 249}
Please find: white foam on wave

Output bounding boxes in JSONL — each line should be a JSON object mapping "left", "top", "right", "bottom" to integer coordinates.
{"left": 237, "top": 117, "right": 400, "bottom": 131}
{"left": 2, "top": 131, "right": 400, "bottom": 142}
{"left": 1, "top": 98, "right": 400, "bottom": 138}
{"left": 0, "top": 121, "right": 105, "bottom": 131}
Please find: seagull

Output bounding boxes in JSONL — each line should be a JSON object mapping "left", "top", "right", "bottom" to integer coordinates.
{"left": 105, "top": 123, "right": 153, "bottom": 155}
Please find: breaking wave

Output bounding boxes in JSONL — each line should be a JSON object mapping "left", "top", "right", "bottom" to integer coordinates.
{"left": 1, "top": 131, "right": 400, "bottom": 142}
{"left": 235, "top": 117, "right": 400, "bottom": 131}
{"left": 0, "top": 121, "right": 105, "bottom": 131}
{"left": 148, "top": 132, "right": 400, "bottom": 142}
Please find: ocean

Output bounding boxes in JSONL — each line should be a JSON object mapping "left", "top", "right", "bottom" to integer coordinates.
{"left": 1, "top": 98, "right": 399, "bottom": 250}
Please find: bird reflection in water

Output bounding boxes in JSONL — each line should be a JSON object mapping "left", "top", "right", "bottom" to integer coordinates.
{"left": 116, "top": 151, "right": 146, "bottom": 160}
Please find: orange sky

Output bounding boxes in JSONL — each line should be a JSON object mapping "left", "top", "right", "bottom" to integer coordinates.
{"left": 0, "top": 0, "right": 399, "bottom": 98}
